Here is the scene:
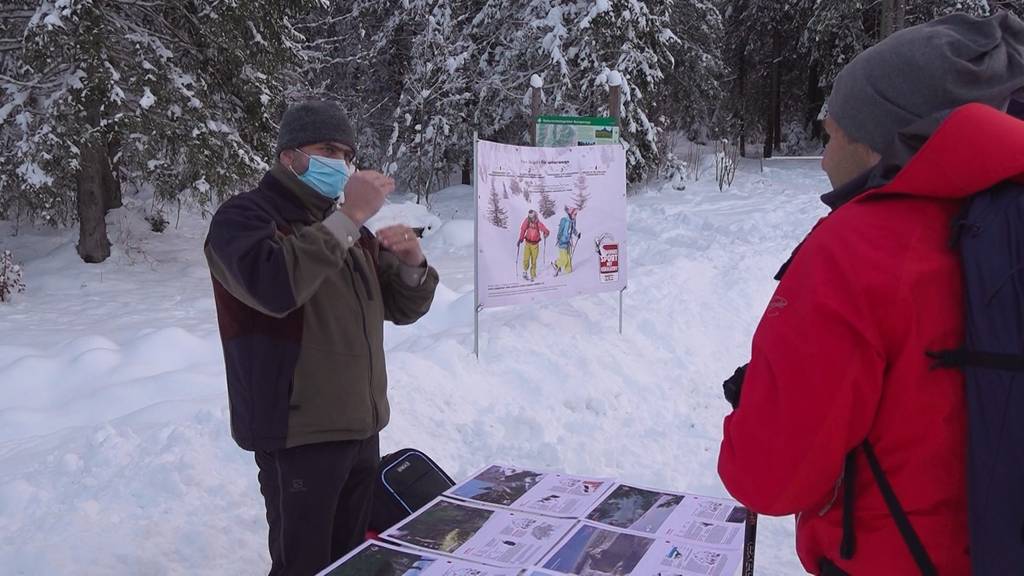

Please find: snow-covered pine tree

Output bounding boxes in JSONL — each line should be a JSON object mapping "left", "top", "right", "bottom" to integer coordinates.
{"left": 296, "top": 0, "right": 406, "bottom": 176}
{"left": 371, "top": 0, "right": 479, "bottom": 204}
{"left": 302, "top": 0, "right": 710, "bottom": 189}
{"left": 0, "top": 2, "right": 35, "bottom": 227}
{"left": 721, "top": 0, "right": 809, "bottom": 156}
{"left": 473, "top": 0, "right": 677, "bottom": 182}
{"left": 0, "top": 249, "right": 25, "bottom": 303}
{"left": 797, "top": 0, "right": 991, "bottom": 152}
{"left": 658, "top": 0, "right": 725, "bottom": 137}
{"left": 903, "top": 0, "right": 990, "bottom": 26}
{"left": 487, "top": 181, "right": 509, "bottom": 228}
{"left": 802, "top": 0, "right": 871, "bottom": 88}
{"left": 539, "top": 189, "right": 556, "bottom": 218}
{"left": 468, "top": 0, "right": 540, "bottom": 146}
{"left": 0, "top": 0, "right": 314, "bottom": 262}
{"left": 876, "top": 0, "right": 992, "bottom": 38}
{"left": 718, "top": 0, "right": 753, "bottom": 155}
{"left": 992, "top": 0, "right": 1024, "bottom": 19}
{"left": 572, "top": 173, "right": 590, "bottom": 211}
{"left": 562, "top": 0, "right": 675, "bottom": 181}
{"left": 802, "top": 0, "right": 991, "bottom": 115}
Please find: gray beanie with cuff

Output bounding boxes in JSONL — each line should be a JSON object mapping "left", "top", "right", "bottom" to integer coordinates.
{"left": 827, "top": 11, "right": 1024, "bottom": 154}
{"left": 275, "top": 100, "right": 357, "bottom": 156}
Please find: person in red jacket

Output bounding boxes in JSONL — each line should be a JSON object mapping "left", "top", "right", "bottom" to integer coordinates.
{"left": 518, "top": 209, "right": 550, "bottom": 281}
{"left": 718, "top": 13, "right": 1024, "bottom": 576}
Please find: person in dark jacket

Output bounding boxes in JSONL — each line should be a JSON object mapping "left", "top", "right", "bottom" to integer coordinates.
{"left": 204, "top": 100, "right": 439, "bottom": 576}
{"left": 717, "top": 13, "right": 1024, "bottom": 576}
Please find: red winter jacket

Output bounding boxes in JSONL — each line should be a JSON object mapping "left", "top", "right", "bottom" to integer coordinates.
{"left": 719, "top": 104, "right": 1024, "bottom": 575}
{"left": 519, "top": 217, "right": 550, "bottom": 244}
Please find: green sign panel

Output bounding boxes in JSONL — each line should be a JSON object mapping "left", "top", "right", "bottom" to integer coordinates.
{"left": 535, "top": 115, "right": 620, "bottom": 147}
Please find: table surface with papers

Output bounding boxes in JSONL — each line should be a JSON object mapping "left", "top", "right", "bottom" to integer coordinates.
{"left": 316, "top": 464, "right": 754, "bottom": 576}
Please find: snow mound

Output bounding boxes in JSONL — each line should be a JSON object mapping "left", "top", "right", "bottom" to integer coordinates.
{"left": 366, "top": 200, "right": 443, "bottom": 237}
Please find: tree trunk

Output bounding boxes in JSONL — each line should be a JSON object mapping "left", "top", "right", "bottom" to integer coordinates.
{"left": 807, "top": 63, "right": 824, "bottom": 140}
{"left": 462, "top": 159, "right": 471, "bottom": 186}
{"left": 74, "top": 7, "right": 114, "bottom": 263}
{"left": 77, "top": 142, "right": 113, "bottom": 263}
{"left": 894, "top": 0, "right": 906, "bottom": 31}
{"left": 101, "top": 137, "right": 122, "bottom": 211}
{"left": 880, "top": 0, "right": 894, "bottom": 39}
{"left": 772, "top": 32, "right": 782, "bottom": 153}
{"left": 763, "top": 54, "right": 777, "bottom": 159}
{"left": 762, "top": 86, "right": 774, "bottom": 160}
{"left": 737, "top": 47, "right": 747, "bottom": 158}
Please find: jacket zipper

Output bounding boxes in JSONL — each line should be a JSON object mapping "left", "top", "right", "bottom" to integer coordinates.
{"left": 348, "top": 254, "right": 378, "bottom": 432}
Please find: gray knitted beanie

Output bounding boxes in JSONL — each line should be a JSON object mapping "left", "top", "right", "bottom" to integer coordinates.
{"left": 276, "top": 100, "right": 356, "bottom": 156}
{"left": 828, "top": 11, "right": 1024, "bottom": 153}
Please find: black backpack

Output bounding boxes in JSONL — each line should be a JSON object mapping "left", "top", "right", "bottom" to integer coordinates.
{"left": 369, "top": 448, "right": 455, "bottom": 533}
{"left": 829, "top": 179, "right": 1024, "bottom": 576}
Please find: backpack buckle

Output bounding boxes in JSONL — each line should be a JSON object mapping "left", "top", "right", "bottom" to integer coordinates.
{"left": 926, "top": 349, "right": 965, "bottom": 369}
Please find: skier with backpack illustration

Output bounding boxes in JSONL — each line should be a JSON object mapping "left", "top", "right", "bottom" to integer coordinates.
{"left": 554, "top": 205, "right": 581, "bottom": 276}
{"left": 517, "top": 209, "right": 550, "bottom": 281}
{"left": 717, "top": 13, "right": 1024, "bottom": 576}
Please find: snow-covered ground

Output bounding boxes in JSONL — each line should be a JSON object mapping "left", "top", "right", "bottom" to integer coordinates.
{"left": 0, "top": 156, "right": 829, "bottom": 575}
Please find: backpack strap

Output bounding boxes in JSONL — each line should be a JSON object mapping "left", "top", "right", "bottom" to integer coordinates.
{"left": 819, "top": 558, "right": 853, "bottom": 576}
{"left": 861, "top": 441, "right": 938, "bottom": 576}
{"left": 928, "top": 348, "right": 1024, "bottom": 371}
{"left": 839, "top": 450, "right": 857, "bottom": 560}
{"left": 837, "top": 443, "right": 937, "bottom": 575}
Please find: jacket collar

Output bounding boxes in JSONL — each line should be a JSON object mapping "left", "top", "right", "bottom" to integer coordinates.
{"left": 266, "top": 162, "right": 336, "bottom": 223}
{"left": 818, "top": 104, "right": 1024, "bottom": 212}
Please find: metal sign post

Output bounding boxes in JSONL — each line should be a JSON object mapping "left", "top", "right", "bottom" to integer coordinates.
{"left": 743, "top": 511, "right": 758, "bottom": 575}
{"left": 619, "top": 288, "right": 625, "bottom": 335}
{"left": 473, "top": 133, "right": 481, "bottom": 359}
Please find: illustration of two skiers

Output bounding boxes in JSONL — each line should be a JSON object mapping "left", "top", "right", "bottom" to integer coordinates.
{"left": 517, "top": 210, "right": 550, "bottom": 281}
{"left": 554, "top": 206, "right": 581, "bottom": 276}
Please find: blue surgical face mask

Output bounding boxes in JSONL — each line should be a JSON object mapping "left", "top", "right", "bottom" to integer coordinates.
{"left": 293, "top": 150, "right": 351, "bottom": 201}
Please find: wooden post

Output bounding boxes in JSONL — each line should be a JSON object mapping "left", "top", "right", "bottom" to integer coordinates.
{"left": 530, "top": 75, "right": 543, "bottom": 146}
{"left": 607, "top": 70, "right": 622, "bottom": 126}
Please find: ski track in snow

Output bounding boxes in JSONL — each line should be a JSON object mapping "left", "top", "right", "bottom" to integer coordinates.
{"left": 0, "top": 159, "right": 828, "bottom": 575}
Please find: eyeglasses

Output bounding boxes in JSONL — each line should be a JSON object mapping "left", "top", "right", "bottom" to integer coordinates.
{"left": 295, "top": 148, "right": 356, "bottom": 174}
{"left": 298, "top": 144, "right": 355, "bottom": 164}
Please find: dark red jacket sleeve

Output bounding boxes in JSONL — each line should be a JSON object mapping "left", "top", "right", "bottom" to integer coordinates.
{"left": 718, "top": 219, "right": 888, "bottom": 516}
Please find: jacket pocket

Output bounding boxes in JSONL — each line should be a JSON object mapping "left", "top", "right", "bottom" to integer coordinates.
{"left": 289, "top": 348, "right": 374, "bottom": 437}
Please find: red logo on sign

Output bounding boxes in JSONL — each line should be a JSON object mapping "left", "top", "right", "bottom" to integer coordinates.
{"left": 600, "top": 244, "right": 619, "bottom": 274}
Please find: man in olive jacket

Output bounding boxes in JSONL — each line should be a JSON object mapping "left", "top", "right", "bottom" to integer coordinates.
{"left": 205, "top": 100, "right": 438, "bottom": 576}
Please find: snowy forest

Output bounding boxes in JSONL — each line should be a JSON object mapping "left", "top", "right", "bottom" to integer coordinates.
{"left": 1, "top": 0, "right": 1022, "bottom": 263}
